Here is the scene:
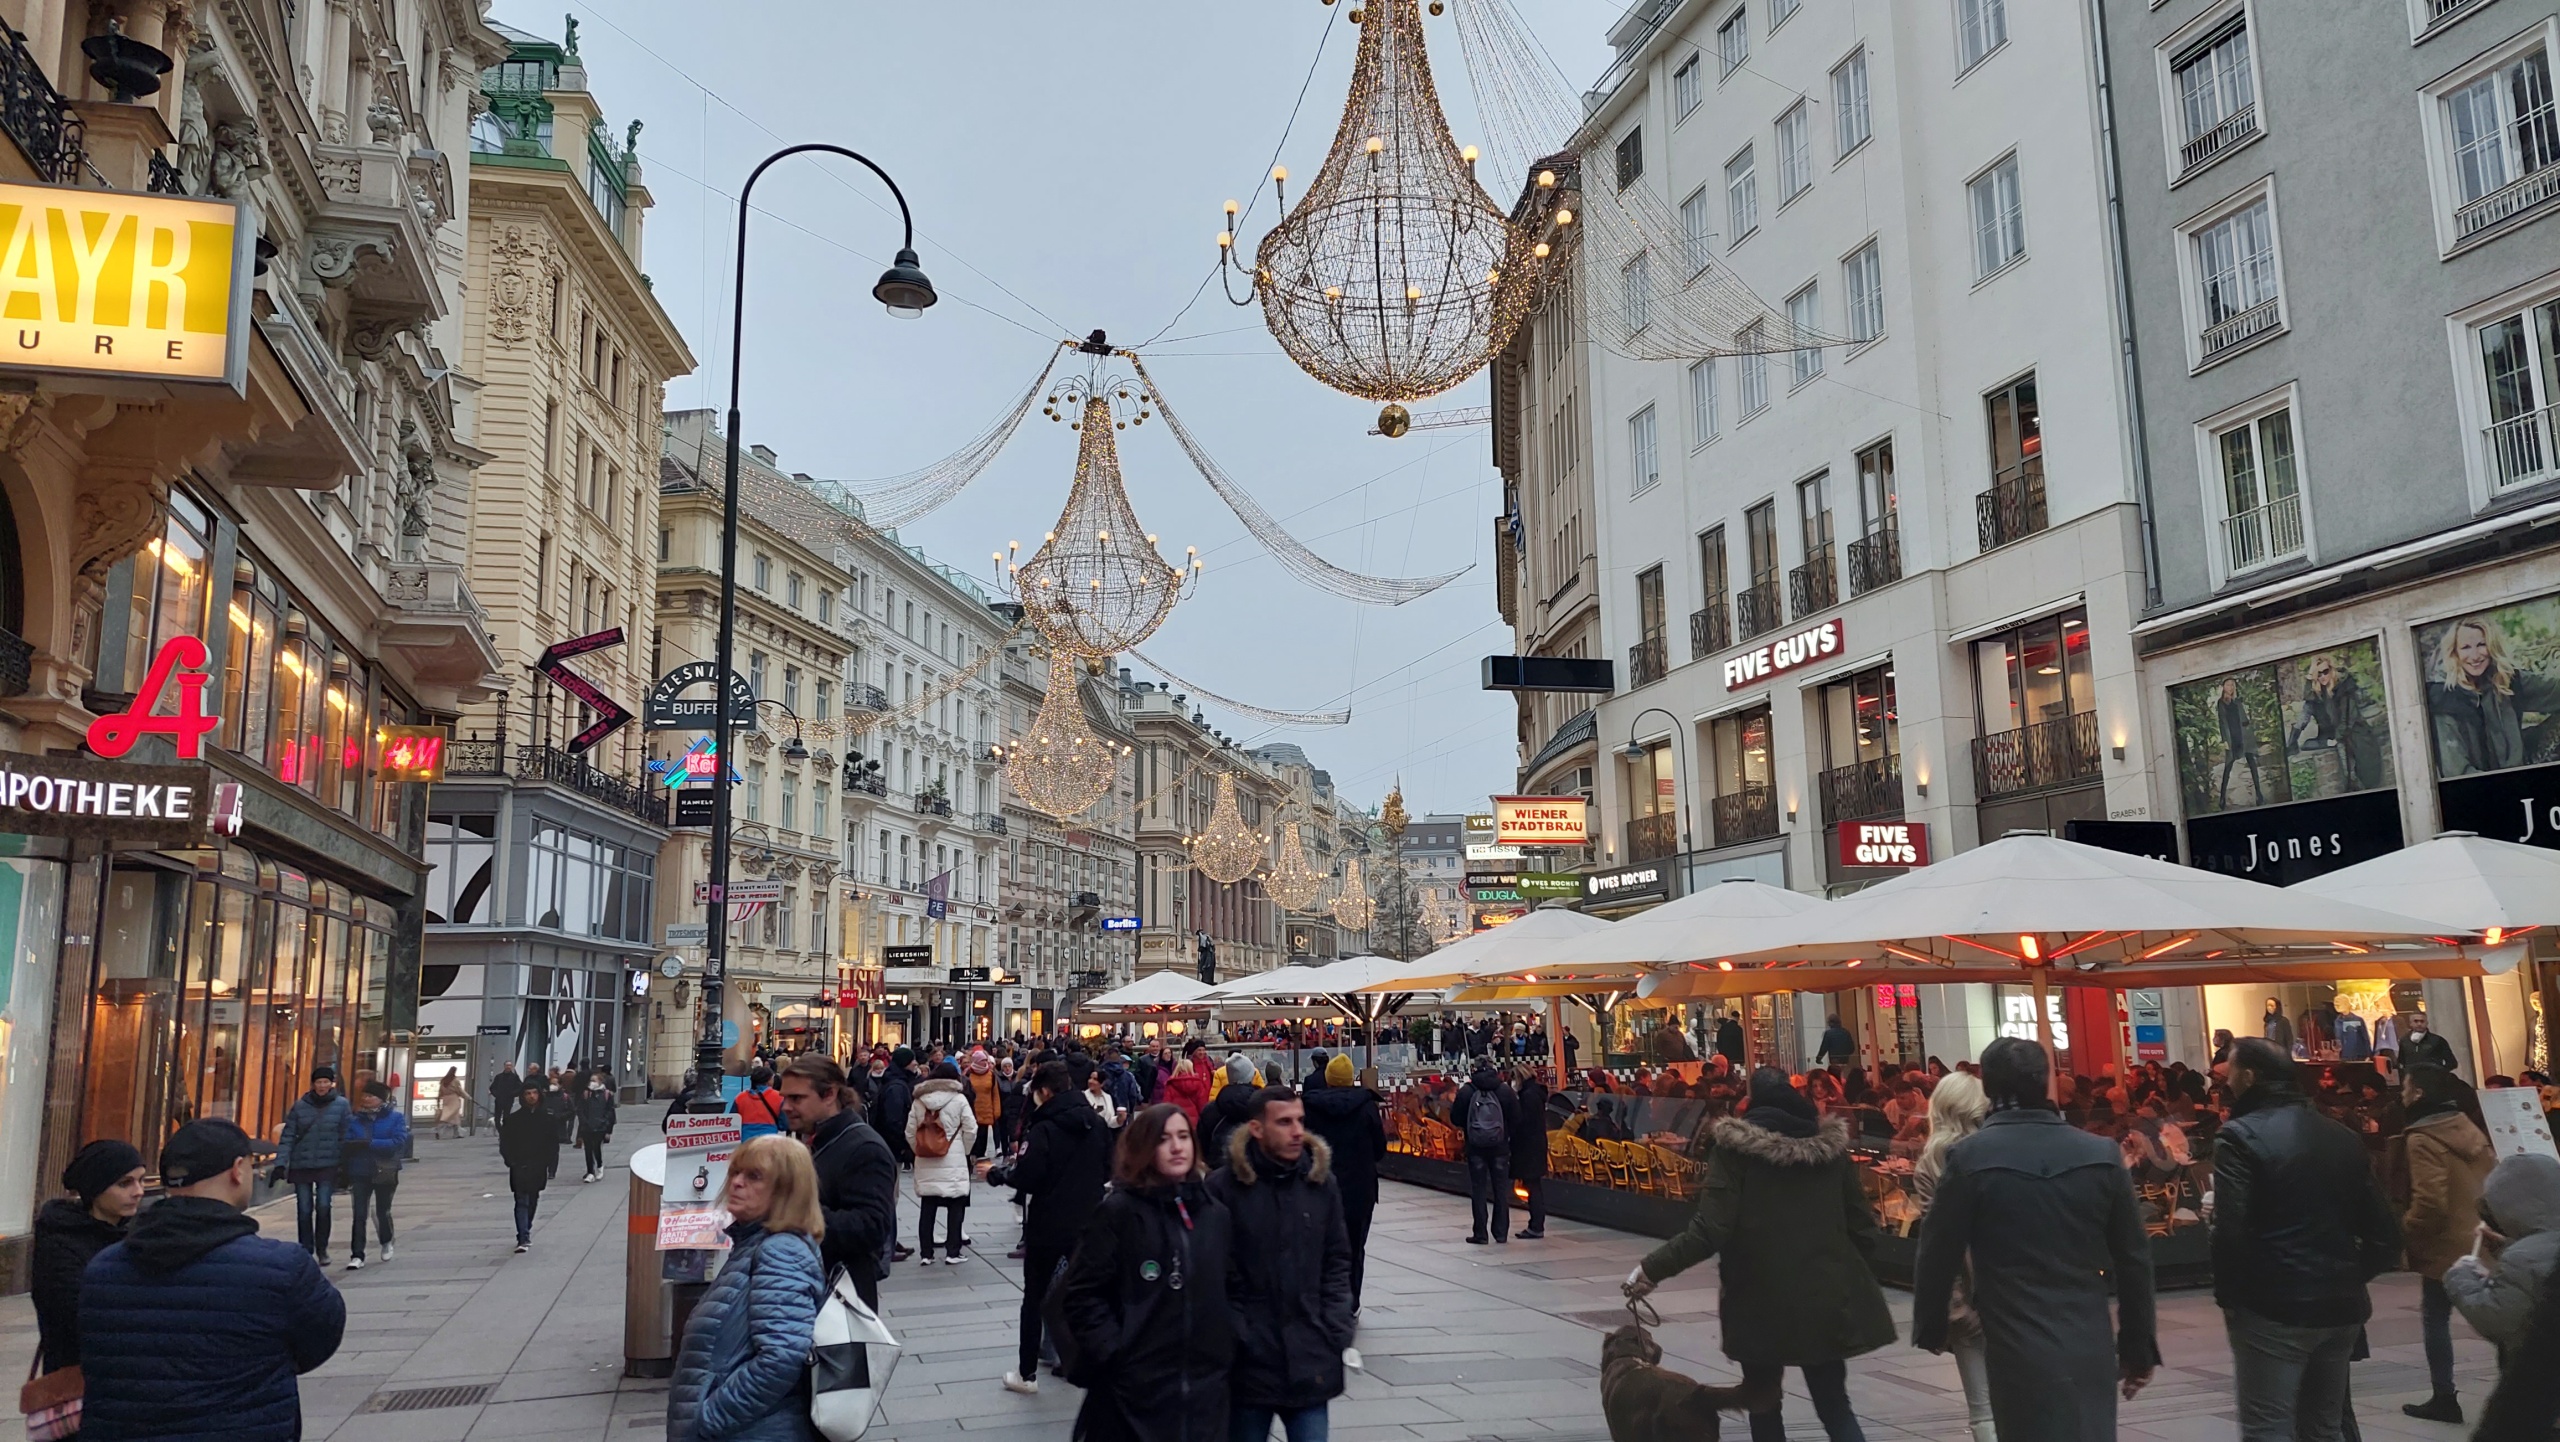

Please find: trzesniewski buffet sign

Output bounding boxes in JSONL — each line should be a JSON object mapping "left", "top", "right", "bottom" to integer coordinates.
{"left": 0, "top": 181, "right": 256, "bottom": 390}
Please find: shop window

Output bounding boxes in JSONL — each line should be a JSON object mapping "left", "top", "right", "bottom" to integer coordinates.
{"left": 1817, "top": 664, "right": 1901, "bottom": 824}
{"left": 1970, "top": 607, "right": 2099, "bottom": 799}
{"left": 82, "top": 864, "right": 189, "bottom": 1162}
{"left": 2169, "top": 637, "right": 2395, "bottom": 815}
{"left": 125, "top": 494, "right": 214, "bottom": 699}
{"left": 425, "top": 814, "right": 497, "bottom": 924}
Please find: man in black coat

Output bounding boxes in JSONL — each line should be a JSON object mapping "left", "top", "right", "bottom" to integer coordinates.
{"left": 983, "top": 1060, "right": 1111, "bottom": 1396}
{"left": 488, "top": 1063, "right": 520, "bottom": 1131}
{"left": 496, "top": 1086, "right": 556, "bottom": 1251}
{"left": 1450, "top": 1062, "right": 1521, "bottom": 1244}
{"left": 1510, "top": 1067, "right": 1550, "bottom": 1241}
{"left": 1913, "top": 1038, "right": 2158, "bottom": 1441}
{"left": 1209, "top": 1086, "right": 1355, "bottom": 1440}
{"left": 2208, "top": 1037, "right": 2401, "bottom": 1441}
{"left": 863, "top": 1050, "right": 915, "bottom": 1165}
{"left": 1714, "top": 1012, "right": 1745, "bottom": 1068}
{"left": 780, "top": 1057, "right": 896, "bottom": 1309}
{"left": 1301, "top": 1055, "right": 1390, "bottom": 1307}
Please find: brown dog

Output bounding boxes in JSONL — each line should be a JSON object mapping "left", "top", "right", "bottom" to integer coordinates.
{"left": 1599, "top": 1323, "right": 1780, "bottom": 1442}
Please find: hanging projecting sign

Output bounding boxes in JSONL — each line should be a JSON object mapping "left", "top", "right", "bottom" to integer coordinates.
{"left": 0, "top": 182, "right": 257, "bottom": 390}
{"left": 534, "top": 628, "right": 631, "bottom": 753}
{"left": 647, "top": 661, "right": 759, "bottom": 731}
{"left": 1723, "top": 617, "right": 1846, "bottom": 690}
{"left": 1492, "top": 795, "right": 1588, "bottom": 845}
{"left": 673, "top": 789, "right": 717, "bottom": 827}
{"left": 0, "top": 749, "right": 218, "bottom": 845}
{"left": 379, "top": 725, "right": 449, "bottom": 783}
{"left": 88, "top": 636, "right": 219, "bottom": 759}
{"left": 1837, "top": 821, "right": 1930, "bottom": 869}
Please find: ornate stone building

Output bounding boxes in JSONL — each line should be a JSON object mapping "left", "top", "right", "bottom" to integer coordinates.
{"left": 996, "top": 645, "right": 1138, "bottom": 1029}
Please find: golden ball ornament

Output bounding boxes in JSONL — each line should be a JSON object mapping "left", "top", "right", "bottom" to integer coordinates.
{"left": 1377, "top": 403, "right": 1411, "bottom": 438}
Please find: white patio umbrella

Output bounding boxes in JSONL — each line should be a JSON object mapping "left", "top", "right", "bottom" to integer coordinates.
{"left": 1343, "top": 907, "right": 1613, "bottom": 1079}
{"left": 1075, "top": 970, "right": 1213, "bottom": 1015}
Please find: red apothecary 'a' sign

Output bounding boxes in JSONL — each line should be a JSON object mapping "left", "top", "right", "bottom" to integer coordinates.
{"left": 88, "top": 637, "right": 221, "bottom": 760}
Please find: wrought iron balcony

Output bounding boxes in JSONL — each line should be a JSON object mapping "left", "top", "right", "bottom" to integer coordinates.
{"left": 0, "top": 26, "right": 82, "bottom": 183}
{"left": 914, "top": 794, "right": 953, "bottom": 818}
{"left": 845, "top": 768, "right": 887, "bottom": 797}
{"left": 1690, "top": 601, "right": 1730, "bottom": 659}
{"left": 2199, "top": 297, "right": 2283, "bottom": 362}
{"left": 516, "top": 745, "right": 668, "bottom": 826}
{"left": 977, "top": 812, "right": 1009, "bottom": 834}
{"left": 147, "top": 149, "right": 183, "bottom": 194}
{"left": 2487, "top": 403, "right": 2558, "bottom": 492}
{"left": 2178, "top": 104, "right": 2259, "bottom": 177}
{"left": 1848, "top": 519, "right": 1902, "bottom": 596}
{"left": 1972, "top": 711, "right": 2101, "bottom": 800}
{"left": 2222, "top": 491, "right": 2307, "bottom": 574}
{"left": 1817, "top": 753, "right": 1903, "bottom": 825}
{"left": 1789, "top": 544, "right": 1838, "bottom": 620}
{"left": 2422, "top": 0, "right": 2491, "bottom": 31}
{"left": 1735, "top": 578, "right": 1783, "bottom": 641}
{"left": 1976, "top": 461, "right": 2048, "bottom": 552}
{"left": 1627, "top": 634, "right": 1668, "bottom": 689}
{"left": 852, "top": 683, "right": 891, "bottom": 712}
{"left": 446, "top": 739, "right": 504, "bottom": 776}
{"left": 1710, "top": 784, "right": 1778, "bottom": 847}
{"left": 0, "top": 625, "right": 29, "bottom": 698}
{"left": 2456, "top": 159, "right": 2560, "bottom": 240}
{"left": 1625, "top": 811, "right": 1678, "bottom": 862}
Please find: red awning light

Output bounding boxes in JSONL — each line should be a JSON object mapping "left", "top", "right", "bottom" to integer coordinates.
{"left": 2019, "top": 935, "right": 2041, "bottom": 961}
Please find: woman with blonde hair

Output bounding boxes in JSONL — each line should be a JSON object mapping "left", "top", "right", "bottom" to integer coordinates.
{"left": 1915, "top": 1070, "right": 1995, "bottom": 1442}
{"left": 668, "top": 1134, "right": 827, "bottom": 1442}
{"left": 2430, "top": 615, "right": 2560, "bottom": 776}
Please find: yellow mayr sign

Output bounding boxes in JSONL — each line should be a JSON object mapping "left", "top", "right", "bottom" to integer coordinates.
{"left": 0, "top": 182, "right": 254, "bottom": 388}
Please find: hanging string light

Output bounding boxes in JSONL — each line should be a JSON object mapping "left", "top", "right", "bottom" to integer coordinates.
{"left": 1189, "top": 771, "right": 1268, "bottom": 886}
{"left": 1417, "top": 885, "right": 1454, "bottom": 942}
{"left": 1330, "top": 855, "right": 1377, "bottom": 931}
{"left": 997, "top": 649, "right": 1126, "bottom": 818}
{"left": 1230, "top": 0, "right": 1537, "bottom": 432}
{"left": 1265, "top": 817, "right": 1329, "bottom": 911}
{"left": 1001, "top": 372, "right": 1196, "bottom": 658}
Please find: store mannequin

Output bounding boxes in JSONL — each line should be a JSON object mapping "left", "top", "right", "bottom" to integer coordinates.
{"left": 2263, "top": 998, "right": 2295, "bottom": 1052}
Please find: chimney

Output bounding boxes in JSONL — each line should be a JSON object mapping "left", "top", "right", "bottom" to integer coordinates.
{"left": 750, "top": 443, "right": 779, "bottom": 466}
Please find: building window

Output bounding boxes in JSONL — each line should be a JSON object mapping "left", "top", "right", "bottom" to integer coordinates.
{"left": 1680, "top": 185, "right": 1715, "bottom": 273}
{"left": 2187, "top": 191, "right": 2284, "bottom": 365}
{"left": 1817, "top": 663, "right": 1901, "bottom": 825}
{"left": 1843, "top": 240, "right": 1884, "bottom": 344}
{"left": 2435, "top": 34, "right": 2560, "bottom": 245}
{"left": 1688, "top": 357, "right": 1719, "bottom": 446}
{"left": 1726, "top": 145, "right": 1759, "bottom": 244}
{"left": 1615, "top": 126, "right": 1644, "bottom": 189}
{"left": 746, "top": 760, "right": 765, "bottom": 822}
{"left": 1833, "top": 48, "right": 1872, "bottom": 158}
{"left": 1741, "top": 499, "right": 1781, "bottom": 640}
{"left": 1696, "top": 526, "right": 1730, "bottom": 656}
{"left": 1632, "top": 565, "right": 1668, "bottom": 687}
{"left": 819, "top": 589, "right": 835, "bottom": 624}
{"left": 783, "top": 665, "right": 801, "bottom": 714}
{"left": 749, "top": 650, "right": 767, "bottom": 697}
{"left": 1980, "top": 373, "right": 2046, "bottom": 549}
{"left": 1793, "top": 471, "right": 1837, "bottom": 617}
{"left": 781, "top": 772, "right": 799, "bottom": 831}
{"left": 1709, "top": 705, "right": 1777, "bottom": 844}
{"left": 1770, "top": 0, "right": 1799, "bottom": 27}
{"left": 2473, "top": 291, "right": 2560, "bottom": 491}
{"left": 2210, "top": 400, "right": 2307, "bottom": 575}
{"left": 786, "top": 571, "right": 805, "bottom": 609}
{"left": 1787, "top": 283, "right": 1823, "bottom": 386}
{"left": 1622, "top": 250, "right": 1653, "bottom": 335}
{"left": 1737, "top": 323, "right": 1770, "bottom": 417}
{"left": 1777, "top": 101, "right": 1812, "bottom": 203}
{"left": 1968, "top": 153, "right": 2025, "bottom": 279}
{"left": 1674, "top": 54, "right": 1702, "bottom": 119}
{"left": 1957, "top": 0, "right": 2008, "bottom": 72}
{"left": 2169, "top": 14, "right": 2260, "bottom": 178}
{"left": 1970, "top": 608, "right": 2099, "bottom": 799}
{"left": 1849, "top": 438, "right": 1901, "bottom": 594}
{"left": 1718, "top": 6, "right": 1749, "bottom": 77}
{"left": 753, "top": 553, "right": 772, "bottom": 591}
{"left": 1629, "top": 405, "right": 1660, "bottom": 495}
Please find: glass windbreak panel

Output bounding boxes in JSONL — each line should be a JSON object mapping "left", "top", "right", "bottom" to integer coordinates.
{"left": 2017, "top": 616, "right": 2067, "bottom": 725}
{"left": 84, "top": 866, "right": 187, "bottom": 1159}
{"left": 357, "top": 925, "right": 390, "bottom": 1062}
{"left": 271, "top": 900, "right": 315, "bottom": 1116}
{"left": 235, "top": 894, "right": 277, "bottom": 1142}
{"left": 192, "top": 885, "right": 255, "bottom": 1125}
{"left": 170, "top": 878, "right": 219, "bottom": 1128}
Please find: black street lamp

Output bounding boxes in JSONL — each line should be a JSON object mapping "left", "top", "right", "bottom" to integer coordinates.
{"left": 700, "top": 144, "right": 935, "bottom": 1107}
{"left": 1620, "top": 706, "right": 1694, "bottom": 854}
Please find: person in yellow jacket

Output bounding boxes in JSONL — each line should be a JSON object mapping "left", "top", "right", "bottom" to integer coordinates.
{"left": 963, "top": 1048, "right": 1002, "bottom": 1160}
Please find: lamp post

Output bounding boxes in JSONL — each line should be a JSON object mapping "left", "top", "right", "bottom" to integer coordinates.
{"left": 700, "top": 144, "right": 935, "bottom": 1108}
{"left": 1620, "top": 707, "right": 1694, "bottom": 856}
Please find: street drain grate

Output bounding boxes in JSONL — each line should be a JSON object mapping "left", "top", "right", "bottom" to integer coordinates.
{"left": 360, "top": 1383, "right": 496, "bottom": 1413}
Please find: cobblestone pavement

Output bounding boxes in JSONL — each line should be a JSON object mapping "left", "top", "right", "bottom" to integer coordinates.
{"left": 0, "top": 1127, "right": 2504, "bottom": 1440}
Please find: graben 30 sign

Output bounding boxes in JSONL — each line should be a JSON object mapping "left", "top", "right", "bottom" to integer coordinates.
{"left": 0, "top": 182, "right": 256, "bottom": 389}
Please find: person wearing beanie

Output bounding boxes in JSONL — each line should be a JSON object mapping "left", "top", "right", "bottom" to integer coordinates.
{"left": 343, "top": 1080, "right": 409, "bottom": 1269}
{"left": 1451, "top": 1060, "right": 1522, "bottom": 1244}
{"left": 278, "top": 1065, "right": 352, "bottom": 1265}
{"left": 1302, "top": 1052, "right": 1389, "bottom": 1306}
{"left": 30, "top": 1139, "right": 146, "bottom": 1378}
{"left": 964, "top": 1048, "right": 1002, "bottom": 1160}
{"left": 1202, "top": 1056, "right": 1263, "bottom": 1162}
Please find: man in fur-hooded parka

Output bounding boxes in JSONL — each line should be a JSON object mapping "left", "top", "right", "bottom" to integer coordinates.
{"left": 1206, "top": 1085, "right": 1356, "bottom": 1415}
{"left": 1637, "top": 1068, "right": 1894, "bottom": 1368}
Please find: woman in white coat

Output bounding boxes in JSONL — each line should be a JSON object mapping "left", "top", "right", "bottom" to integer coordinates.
{"left": 906, "top": 1061, "right": 981, "bottom": 1264}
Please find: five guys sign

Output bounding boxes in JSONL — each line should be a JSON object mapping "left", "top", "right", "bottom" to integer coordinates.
{"left": 535, "top": 628, "right": 633, "bottom": 753}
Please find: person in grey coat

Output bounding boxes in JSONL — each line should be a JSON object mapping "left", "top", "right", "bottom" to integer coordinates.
{"left": 666, "top": 1135, "right": 826, "bottom": 1442}
{"left": 1912, "top": 1038, "right": 2159, "bottom": 1441}
{"left": 276, "top": 1066, "right": 352, "bottom": 1264}
{"left": 2447, "top": 1152, "right": 2560, "bottom": 1361}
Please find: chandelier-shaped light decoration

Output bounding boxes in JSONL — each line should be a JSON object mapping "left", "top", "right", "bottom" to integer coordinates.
{"left": 1417, "top": 885, "right": 1453, "bottom": 942}
{"left": 999, "top": 649, "right": 1124, "bottom": 818}
{"left": 1240, "top": 0, "right": 1537, "bottom": 431}
{"left": 1265, "top": 818, "right": 1329, "bottom": 911}
{"left": 1330, "top": 856, "right": 1377, "bottom": 931}
{"left": 1189, "top": 771, "right": 1267, "bottom": 886}
{"left": 1003, "top": 375, "right": 1195, "bottom": 659}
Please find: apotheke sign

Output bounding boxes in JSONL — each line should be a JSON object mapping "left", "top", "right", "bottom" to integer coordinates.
{"left": 0, "top": 750, "right": 220, "bottom": 846}
{"left": 1723, "top": 618, "right": 1845, "bottom": 691}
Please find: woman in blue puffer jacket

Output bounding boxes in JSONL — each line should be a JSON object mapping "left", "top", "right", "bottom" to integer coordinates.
{"left": 668, "top": 1133, "right": 828, "bottom": 1442}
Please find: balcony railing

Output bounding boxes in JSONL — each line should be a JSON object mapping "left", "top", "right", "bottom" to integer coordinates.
{"left": 977, "top": 812, "right": 1009, "bottom": 834}
{"left": 0, "top": 625, "right": 29, "bottom": 698}
{"left": 2222, "top": 491, "right": 2307, "bottom": 573}
{"left": 1736, "top": 578, "right": 1783, "bottom": 641}
{"left": 1847, "top": 520, "right": 1902, "bottom": 596}
{"left": 2178, "top": 104, "right": 2259, "bottom": 176}
{"left": 2199, "top": 297, "right": 2283, "bottom": 362}
{"left": 1690, "top": 601, "right": 1730, "bottom": 659}
{"left": 1972, "top": 711, "right": 2102, "bottom": 800}
{"left": 849, "top": 683, "right": 891, "bottom": 713}
{"left": 845, "top": 769, "right": 886, "bottom": 797}
{"left": 1788, "top": 544, "right": 1838, "bottom": 619}
{"left": 1625, "top": 811, "right": 1679, "bottom": 862}
{"left": 2487, "top": 403, "right": 2558, "bottom": 491}
{"left": 516, "top": 745, "right": 669, "bottom": 826}
{"left": 1710, "top": 784, "right": 1779, "bottom": 847}
{"left": 1817, "top": 753, "right": 1903, "bottom": 825}
{"left": 1976, "top": 461, "right": 2048, "bottom": 552}
{"left": 1627, "top": 634, "right": 1668, "bottom": 689}
{"left": 447, "top": 739, "right": 505, "bottom": 776}
{"left": 0, "top": 25, "right": 83, "bottom": 183}
{"left": 2456, "top": 160, "right": 2560, "bottom": 240}
{"left": 915, "top": 795, "right": 954, "bottom": 818}
{"left": 2423, "top": 0, "right": 2491, "bottom": 30}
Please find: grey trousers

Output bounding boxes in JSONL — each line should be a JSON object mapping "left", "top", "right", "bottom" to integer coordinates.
{"left": 2225, "top": 1305, "right": 2359, "bottom": 1442}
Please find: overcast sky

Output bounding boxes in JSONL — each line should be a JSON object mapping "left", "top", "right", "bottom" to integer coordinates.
{"left": 516, "top": 1, "right": 1624, "bottom": 817}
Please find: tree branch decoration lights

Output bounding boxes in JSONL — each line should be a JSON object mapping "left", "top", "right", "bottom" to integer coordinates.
{"left": 1234, "top": 0, "right": 1537, "bottom": 432}
{"left": 998, "top": 648, "right": 1126, "bottom": 819}
{"left": 1002, "top": 375, "right": 1196, "bottom": 659}
{"left": 1330, "top": 855, "right": 1377, "bottom": 931}
{"left": 1188, "top": 770, "right": 1267, "bottom": 887}
{"left": 1265, "top": 817, "right": 1329, "bottom": 911}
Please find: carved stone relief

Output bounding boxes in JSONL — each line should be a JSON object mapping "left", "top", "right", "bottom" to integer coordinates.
{"left": 485, "top": 225, "right": 547, "bottom": 344}
{"left": 210, "top": 119, "right": 267, "bottom": 199}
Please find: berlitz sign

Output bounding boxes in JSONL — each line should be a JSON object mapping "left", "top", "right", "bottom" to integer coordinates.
{"left": 1722, "top": 618, "right": 1846, "bottom": 691}
{"left": 1837, "top": 820, "right": 1929, "bottom": 868}
{"left": 0, "top": 750, "right": 217, "bottom": 846}
{"left": 1492, "top": 795, "right": 1588, "bottom": 845}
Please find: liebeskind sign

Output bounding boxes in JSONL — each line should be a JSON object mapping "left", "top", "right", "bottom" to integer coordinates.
{"left": 0, "top": 750, "right": 215, "bottom": 845}
{"left": 1723, "top": 618, "right": 1846, "bottom": 690}
{"left": 1492, "top": 795, "right": 1587, "bottom": 845}
{"left": 1837, "top": 820, "right": 1929, "bottom": 868}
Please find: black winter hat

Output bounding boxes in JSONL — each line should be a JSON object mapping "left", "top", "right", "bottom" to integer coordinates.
{"left": 62, "top": 1139, "right": 144, "bottom": 1203}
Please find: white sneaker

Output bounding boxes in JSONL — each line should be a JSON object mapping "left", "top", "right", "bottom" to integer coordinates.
{"left": 1002, "top": 1370, "right": 1039, "bottom": 1395}
{"left": 513, "top": 1242, "right": 529, "bottom": 1254}
{"left": 346, "top": 1257, "right": 363, "bottom": 1270}
{"left": 381, "top": 1246, "right": 393, "bottom": 1261}
{"left": 1344, "top": 1346, "right": 1363, "bottom": 1371}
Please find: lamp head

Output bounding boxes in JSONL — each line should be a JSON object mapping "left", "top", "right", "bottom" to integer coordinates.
{"left": 1620, "top": 742, "right": 1647, "bottom": 763}
{"left": 873, "top": 248, "right": 938, "bottom": 319}
{"left": 783, "top": 735, "right": 810, "bottom": 763}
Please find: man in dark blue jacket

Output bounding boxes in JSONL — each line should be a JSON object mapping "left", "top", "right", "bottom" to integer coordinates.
{"left": 343, "top": 1080, "right": 407, "bottom": 1269}
{"left": 81, "top": 1119, "right": 344, "bottom": 1441}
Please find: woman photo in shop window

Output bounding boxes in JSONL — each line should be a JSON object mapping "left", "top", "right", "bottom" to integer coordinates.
{"left": 2428, "top": 615, "right": 2560, "bottom": 778}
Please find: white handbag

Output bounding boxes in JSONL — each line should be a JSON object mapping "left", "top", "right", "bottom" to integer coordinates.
{"left": 808, "top": 1269, "right": 899, "bottom": 1442}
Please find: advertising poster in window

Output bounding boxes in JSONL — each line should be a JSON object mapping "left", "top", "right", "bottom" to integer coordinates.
{"left": 2170, "top": 638, "right": 2393, "bottom": 816}
{"left": 2418, "top": 594, "right": 2560, "bottom": 779}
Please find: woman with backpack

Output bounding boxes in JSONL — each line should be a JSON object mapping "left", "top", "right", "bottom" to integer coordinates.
{"left": 666, "top": 1133, "right": 827, "bottom": 1442}
{"left": 907, "top": 1061, "right": 980, "bottom": 1264}
{"left": 731, "top": 1065, "right": 786, "bottom": 1142}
